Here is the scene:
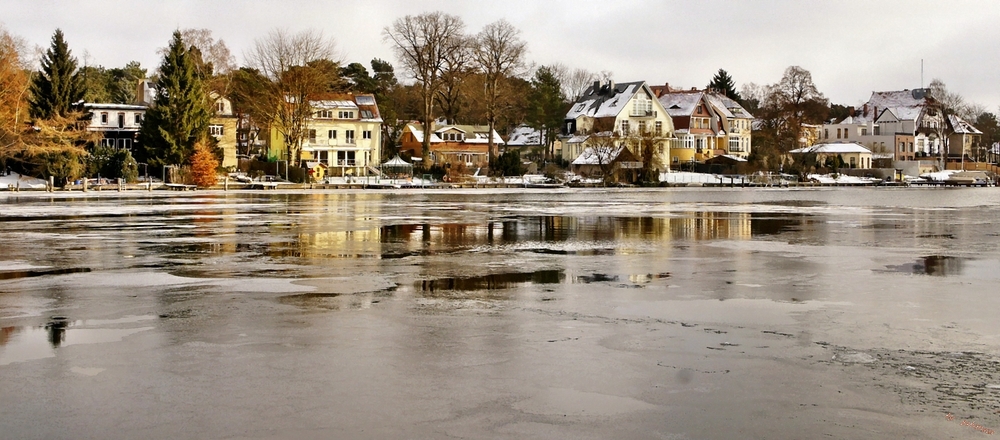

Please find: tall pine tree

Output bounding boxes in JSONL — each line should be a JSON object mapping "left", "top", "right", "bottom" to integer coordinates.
{"left": 527, "top": 66, "right": 565, "bottom": 160}
{"left": 138, "top": 31, "right": 211, "bottom": 170}
{"left": 707, "top": 69, "right": 740, "bottom": 101}
{"left": 29, "top": 29, "right": 84, "bottom": 120}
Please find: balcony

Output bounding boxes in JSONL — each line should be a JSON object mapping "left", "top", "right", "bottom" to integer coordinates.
{"left": 332, "top": 160, "right": 357, "bottom": 167}
{"left": 629, "top": 110, "right": 656, "bottom": 118}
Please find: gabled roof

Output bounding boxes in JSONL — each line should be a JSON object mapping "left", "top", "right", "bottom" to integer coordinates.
{"left": 867, "top": 89, "right": 928, "bottom": 121}
{"left": 565, "top": 81, "right": 649, "bottom": 120}
{"left": 572, "top": 146, "right": 627, "bottom": 165}
{"left": 948, "top": 115, "right": 982, "bottom": 135}
{"left": 406, "top": 122, "right": 504, "bottom": 145}
{"left": 506, "top": 125, "right": 547, "bottom": 146}
{"left": 657, "top": 91, "right": 704, "bottom": 118}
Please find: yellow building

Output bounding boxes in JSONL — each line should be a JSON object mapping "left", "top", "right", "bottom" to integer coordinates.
{"left": 268, "top": 94, "right": 382, "bottom": 180}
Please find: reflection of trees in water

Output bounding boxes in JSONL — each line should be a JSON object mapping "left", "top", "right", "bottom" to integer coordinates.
{"left": 0, "top": 326, "right": 21, "bottom": 346}
{"left": 921, "top": 255, "right": 965, "bottom": 276}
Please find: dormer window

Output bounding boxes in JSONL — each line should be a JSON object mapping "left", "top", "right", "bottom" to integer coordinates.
{"left": 216, "top": 102, "right": 225, "bottom": 113}
{"left": 317, "top": 110, "right": 334, "bottom": 119}
{"left": 338, "top": 111, "right": 355, "bottom": 119}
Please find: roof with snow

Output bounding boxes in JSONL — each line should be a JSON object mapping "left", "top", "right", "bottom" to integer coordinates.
{"left": 948, "top": 115, "right": 982, "bottom": 134}
{"left": 657, "top": 91, "right": 704, "bottom": 118}
{"left": 790, "top": 142, "right": 872, "bottom": 154}
{"left": 405, "top": 123, "right": 504, "bottom": 145}
{"left": 565, "top": 81, "right": 649, "bottom": 120}
{"left": 311, "top": 94, "right": 381, "bottom": 121}
{"left": 506, "top": 125, "right": 547, "bottom": 146}
{"left": 571, "top": 146, "right": 627, "bottom": 165}
{"left": 83, "top": 103, "right": 147, "bottom": 111}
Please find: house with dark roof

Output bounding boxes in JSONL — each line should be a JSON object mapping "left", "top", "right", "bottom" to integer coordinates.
{"left": 562, "top": 80, "right": 676, "bottom": 172}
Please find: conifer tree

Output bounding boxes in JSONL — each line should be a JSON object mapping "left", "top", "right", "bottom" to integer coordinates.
{"left": 188, "top": 141, "right": 219, "bottom": 187}
{"left": 138, "top": 31, "right": 211, "bottom": 170}
{"left": 527, "top": 66, "right": 565, "bottom": 160}
{"left": 707, "top": 69, "right": 740, "bottom": 101}
{"left": 29, "top": 29, "right": 85, "bottom": 120}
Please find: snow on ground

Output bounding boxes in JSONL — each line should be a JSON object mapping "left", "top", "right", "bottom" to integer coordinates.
{"left": 0, "top": 172, "right": 48, "bottom": 189}
{"left": 659, "top": 172, "right": 725, "bottom": 184}
{"left": 920, "top": 170, "right": 960, "bottom": 182}
{"left": 806, "top": 174, "right": 880, "bottom": 184}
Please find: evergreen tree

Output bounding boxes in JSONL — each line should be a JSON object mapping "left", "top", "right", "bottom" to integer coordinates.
{"left": 527, "top": 66, "right": 566, "bottom": 160}
{"left": 707, "top": 69, "right": 740, "bottom": 101}
{"left": 138, "top": 31, "right": 211, "bottom": 170}
{"left": 29, "top": 29, "right": 85, "bottom": 119}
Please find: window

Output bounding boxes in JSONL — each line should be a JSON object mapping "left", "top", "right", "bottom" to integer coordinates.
{"left": 861, "top": 127, "right": 868, "bottom": 136}
{"left": 346, "top": 130, "right": 355, "bottom": 143}
{"left": 655, "top": 121, "right": 662, "bottom": 136}
{"left": 836, "top": 129, "right": 841, "bottom": 139}
{"left": 209, "top": 125, "right": 224, "bottom": 136}
{"left": 308, "top": 129, "right": 316, "bottom": 143}
{"left": 729, "top": 137, "right": 740, "bottom": 152}
{"left": 899, "top": 142, "right": 905, "bottom": 152}
{"left": 361, "top": 110, "right": 374, "bottom": 119}
{"left": 874, "top": 125, "right": 881, "bottom": 135}
{"left": 909, "top": 142, "right": 914, "bottom": 152}
{"left": 621, "top": 120, "right": 630, "bottom": 134}
{"left": 216, "top": 102, "right": 225, "bottom": 113}
{"left": 134, "top": 113, "right": 142, "bottom": 124}
{"left": 843, "top": 128, "right": 849, "bottom": 139}
{"left": 824, "top": 129, "right": 829, "bottom": 139}
{"left": 117, "top": 113, "right": 125, "bottom": 128}
{"left": 363, "top": 130, "right": 372, "bottom": 140}
{"left": 101, "top": 112, "right": 108, "bottom": 125}
{"left": 338, "top": 111, "right": 355, "bottom": 119}
{"left": 850, "top": 157, "right": 856, "bottom": 168}
{"left": 317, "top": 110, "right": 334, "bottom": 119}
{"left": 638, "top": 121, "right": 646, "bottom": 134}
{"left": 329, "top": 130, "right": 337, "bottom": 139}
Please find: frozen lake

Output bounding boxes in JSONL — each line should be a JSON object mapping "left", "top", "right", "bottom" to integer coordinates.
{"left": 2, "top": 187, "right": 1000, "bottom": 439}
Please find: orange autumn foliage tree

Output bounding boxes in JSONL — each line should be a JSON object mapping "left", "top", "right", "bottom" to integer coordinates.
{"left": 188, "top": 141, "right": 219, "bottom": 187}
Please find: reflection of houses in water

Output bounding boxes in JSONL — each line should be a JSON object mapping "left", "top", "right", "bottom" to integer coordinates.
{"left": 287, "top": 212, "right": 812, "bottom": 258}
{"left": 296, "top": 229, "right": 383, "bottom": 258}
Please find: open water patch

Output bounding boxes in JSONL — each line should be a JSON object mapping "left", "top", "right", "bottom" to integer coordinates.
{"left": 0, "top": 315, "right": 155, "bottom": 366}
{"left": 879, "top": 255, "right": 1000, "bottom": 277}
{"left": 417, "top": 270, "right": 564, "bottom": 292}
{"left": 0, "top": 267, "right": 92, "bottom": 281}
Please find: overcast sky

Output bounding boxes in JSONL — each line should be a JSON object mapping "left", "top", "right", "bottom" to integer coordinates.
{"left": 4, "top": 0, "right": 1000, "bottom": 112}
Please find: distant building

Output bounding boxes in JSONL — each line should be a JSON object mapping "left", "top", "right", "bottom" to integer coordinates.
{"left": 819, "top": 89, "right": 979, "bottom": 162}
{"left": 400, "top": 122, "right": 503, "bottom": 170}
{"left": 789, "top": 142, "right": 874, "bottom": 169}
{"left": 83, "top": 103, "right": 146, "bottom": 151}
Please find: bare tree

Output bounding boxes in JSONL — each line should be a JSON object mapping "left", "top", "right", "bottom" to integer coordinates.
{"left": 383, "top": 12, "right": 466, "bottom": 167}
{"left": 552, "top": 64, "right": 599, "bottom": 102}
{"left": 159, "top": 28, "right": 237, "bottom": 77}
{"left": 243, "top": 29, "right": 338, "bottom": 166}
{"left": 434, "top": 37, "right": 473, "bottom": 124}
{"left": 472, "top": 19, "right": 527, "bottom": 166}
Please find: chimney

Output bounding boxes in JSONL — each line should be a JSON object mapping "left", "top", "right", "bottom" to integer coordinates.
{"left": 863, "top": 103, "right": 869, "bottom": 117}
{"left": 691, "top": 87, "right": 697, "bottom": 91}
{"left": 848, "top": 106, "right": 855, "bottom": 117}
{"left": 593, "top": 81, "right": 600, "bottom": 94}
{"left": 608, "top": 80, "right": 615, "bottom": 92}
